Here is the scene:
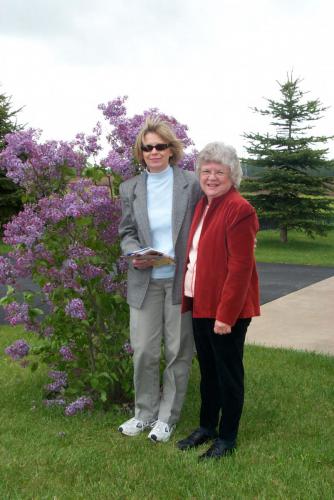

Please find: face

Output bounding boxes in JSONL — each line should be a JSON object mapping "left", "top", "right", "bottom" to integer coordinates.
{"left": 199, "top": 162, "right": 233, "bottom": 202}
{"left": 141, "top": 132, "right": 172, "bottom": 172}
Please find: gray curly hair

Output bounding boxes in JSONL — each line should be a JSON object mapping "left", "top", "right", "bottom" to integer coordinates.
{"left": 195, "top": 142, "right": 243, "bottom": 187}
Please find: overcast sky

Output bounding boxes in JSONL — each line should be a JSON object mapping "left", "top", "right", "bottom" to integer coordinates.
{"left": 1, "top": 0, "right": 334, "bottom": 157}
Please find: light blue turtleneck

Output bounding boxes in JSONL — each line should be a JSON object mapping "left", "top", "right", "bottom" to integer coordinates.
{"left": 146, "top": 165, "right": 175, "bottom": 279}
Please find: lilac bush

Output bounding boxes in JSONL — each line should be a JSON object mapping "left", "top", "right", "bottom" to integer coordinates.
{"left": 0, "top": 97, "right": 196, "bottom": 414}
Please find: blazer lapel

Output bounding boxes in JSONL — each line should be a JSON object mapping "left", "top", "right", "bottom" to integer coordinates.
{"left": 172, "top": 167, "right": 190, "bottom": 245}
{"left": 133, "top": 173, "right": 152, "bottom": 246}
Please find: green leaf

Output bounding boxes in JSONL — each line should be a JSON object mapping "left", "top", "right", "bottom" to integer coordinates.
{"left": 23, "top": 292, "right": 33, "bottom": 302}
{"left": 29, "top": 308, "right": 44, "bottom": 318}
{"left": 97, "top": 372, "right": 112, "bottom": 381}
{"left": 0, "top": 295, "right": 10, "bottom": 306}
{"left": 6, "top": 285, "right": 15, "bottom": 296}
{"left": 100, "top": 390, "right": 107, "bottom": 402}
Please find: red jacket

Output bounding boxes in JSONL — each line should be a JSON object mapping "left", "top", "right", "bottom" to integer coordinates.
{"left": 181, "top": 187, "right": 260, "bottom": 325}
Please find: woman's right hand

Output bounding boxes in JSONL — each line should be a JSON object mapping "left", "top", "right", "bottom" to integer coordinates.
{"left": 132, "top": 258, "right": 154, "bottom": 269}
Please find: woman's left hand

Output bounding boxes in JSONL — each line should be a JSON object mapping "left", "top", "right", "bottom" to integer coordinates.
{"left": 214, "top": 320, "right": 231, "bottom": 335}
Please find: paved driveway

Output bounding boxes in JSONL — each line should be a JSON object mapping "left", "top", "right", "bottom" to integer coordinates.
{"left": 257, "top": 262, "right": 334, "bottom": 304}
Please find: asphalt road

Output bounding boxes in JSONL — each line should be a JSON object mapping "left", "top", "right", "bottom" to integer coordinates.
{"left": 1, "top": 263, "right": 334, "bottom": 324}
{"left": 257, "top": 262, "right": 334, "bottom": 304}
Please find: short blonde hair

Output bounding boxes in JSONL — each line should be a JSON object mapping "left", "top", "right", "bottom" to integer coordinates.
{"left": 196, "top": 142, "right": 243, "bottom": 187}
{"left": 134, "top": 116, "right": 184, "bottom": 167}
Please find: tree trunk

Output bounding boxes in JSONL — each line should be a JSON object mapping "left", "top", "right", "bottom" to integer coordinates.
{"left": 280, "top": 226, "right": 288, "bottom": 243}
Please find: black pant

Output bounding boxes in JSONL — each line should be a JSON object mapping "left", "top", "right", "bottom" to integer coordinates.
{"left": 192, "top": 317, "right": 251, "bottom": 443}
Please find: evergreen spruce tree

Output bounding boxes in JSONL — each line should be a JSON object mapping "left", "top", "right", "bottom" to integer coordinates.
{"left": 0, "top": 90, "right": 24, "bottom": 232}
{"left": 242, "top": 73, "right": 334, "bottom": 243}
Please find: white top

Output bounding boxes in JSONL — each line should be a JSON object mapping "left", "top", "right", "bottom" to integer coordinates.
{"left": 184, "top": 205, "right": 209, "bottom": 297}
{"left": 146, "top": 165, "right": 175, "bottom": 279}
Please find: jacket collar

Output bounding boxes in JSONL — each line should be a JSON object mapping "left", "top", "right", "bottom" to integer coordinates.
{"left": 199, "top": 186, "right": 236, "bottom": 212}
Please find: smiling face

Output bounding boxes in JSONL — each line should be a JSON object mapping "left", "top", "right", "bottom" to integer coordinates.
{"left": 142, "top": 132, "right": 172, "bottom": 172}
{"left": 199, "top": 162, "right": 233, "bottom": 203}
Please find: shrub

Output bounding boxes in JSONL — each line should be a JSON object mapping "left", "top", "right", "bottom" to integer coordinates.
{"left": 0, "top": 97, "right": 196, "bottom": 413}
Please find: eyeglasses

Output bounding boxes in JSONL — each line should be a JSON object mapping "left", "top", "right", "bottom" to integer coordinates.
{"left": 141, "top": 143, "right": 171, "bottom": 152}
{"left": 200, "top": 169, "right": 229, "bottom": 177}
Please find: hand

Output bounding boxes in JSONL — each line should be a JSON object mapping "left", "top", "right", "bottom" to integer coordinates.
{"left": 132, "top": 257, "right": 154, "bottom": 269}
{"left": 214, "top": 320, "right": 231, "bottom": 335}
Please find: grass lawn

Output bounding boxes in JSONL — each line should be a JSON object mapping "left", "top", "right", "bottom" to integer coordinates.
{"left": 1, "top": 326, "right": 333, "bottom": 499}
{"left": 256, "top": 229, "right": 334, "bottom": 266}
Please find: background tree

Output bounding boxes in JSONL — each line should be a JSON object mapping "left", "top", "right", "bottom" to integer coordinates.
{"left": 242, "top": 73, "right": 334, "bottom": 243}
{"left": 0, "top": 89, "right": 24, "bottom": 233}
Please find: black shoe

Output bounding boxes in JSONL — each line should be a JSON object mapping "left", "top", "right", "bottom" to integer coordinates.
{"left": 177, "top": 428, "right": 216, "bottom": 451}
{"left": 198, "top": 438, "right": 236, "bottom": 461}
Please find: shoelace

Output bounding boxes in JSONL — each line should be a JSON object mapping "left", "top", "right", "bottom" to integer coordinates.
{"left": 150, "top": 420, "right": 169, "bottom": 433}
{"left": 126, "top": 417, "right": 148, "bottom": 429}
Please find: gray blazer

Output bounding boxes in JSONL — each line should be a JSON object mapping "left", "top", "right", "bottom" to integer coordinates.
{"left": 119, "top": 166, "right": 202, "bottom": 308}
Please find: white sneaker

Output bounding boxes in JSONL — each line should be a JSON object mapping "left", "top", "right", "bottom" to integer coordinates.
{"left": 148, "top": 420, "right": 175, "bottom": 443}
{"left": 118, "top": 417, "right": 152, "bottom": 436}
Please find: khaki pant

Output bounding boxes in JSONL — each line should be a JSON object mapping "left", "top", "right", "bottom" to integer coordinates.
{"left": 130, "top": 279, "right": 194, "bottom": 425}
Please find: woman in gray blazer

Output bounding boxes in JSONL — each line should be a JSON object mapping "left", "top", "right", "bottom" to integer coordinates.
{"left": 118, "top": 117, "right": 201, "bottom": 442}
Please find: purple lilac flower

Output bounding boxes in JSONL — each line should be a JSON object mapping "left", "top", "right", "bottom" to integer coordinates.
{"left": 67, "top": 244, "right": 96, "bottom": 259}
{"left": 74, "top": 131, "right": 102, "bottom": 156}
{"left": 63, "top": 259, "right": 78, "bottom": 272}
{"left": 179, "top": 149, "right": 198, "bottom": 172}
{"left": 122, "top": 342, "right": 134, "bottom": 355}
{"left": 4, "top": 302, "right": 29, "bottom": 326}
{"left": 43, "top": 326, "right": 54, "bottom": 338}
{"left": 24, "top": 320, "right": 41, "bottom": 335}
{"left": 0, "top": 129, "right": 39, "bottom": 185}
{"left": 61, "top": 260, "right": 87, "bottom": 292}
{"left": 7, "top": 248, "right": 34, "bottom": 279}
{"left": 65, "top": 298, "right": 87, "bottom": 320}
{"left": 98, "top": 97, "right": 127, "bottom": 125}
{"left": 33, "top": 243, "right": 54, "bottom": 264}
{"left": 4, "top": 339, "right": 30, "bottom": 360}
{"left": 80, "top": 264, "right": 104, "bottom": 280}
{"left": 0, "top": 255, "right": 16, "bottom": 285}
{"left": 0, "top": 129, "right": 87, "bottom": 195}
{"left": 36, "top": 180, "right": 120, "bottom": 238}
{"left": 59, "top": 345, "right": 76, "bottom": 361}
{"left": 43, "top": 399, "right": 66, "bottom": 407}
{"left": 102, "top": 275, "right": 115, "bottom": 293}
{"left": 103, "top": 276, "right": 127, "bottom": 297}
{"left": 42, "top": 282, "right": 56, "bottom": 294}
{"left": 45, "top": 370, "right": 67, "bottom": 392}
{"left": 64, "top": 396, "right": 94, "bottom": 416}
{"left": 116, "top": 257, "right": 128, "bottom": 274}
{"left": 101, "top": 150, "right": 133, "bottom": 179}
{"left": 4, "top": 205, "right": 44, "bottom": 248}
{"left": 38, "top": 195, "right": 65, "bottom": 223}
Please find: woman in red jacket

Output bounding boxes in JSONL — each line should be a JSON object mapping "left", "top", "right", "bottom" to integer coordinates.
{"left": 177, "top": 142, "right": 260, "bottom": 460}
